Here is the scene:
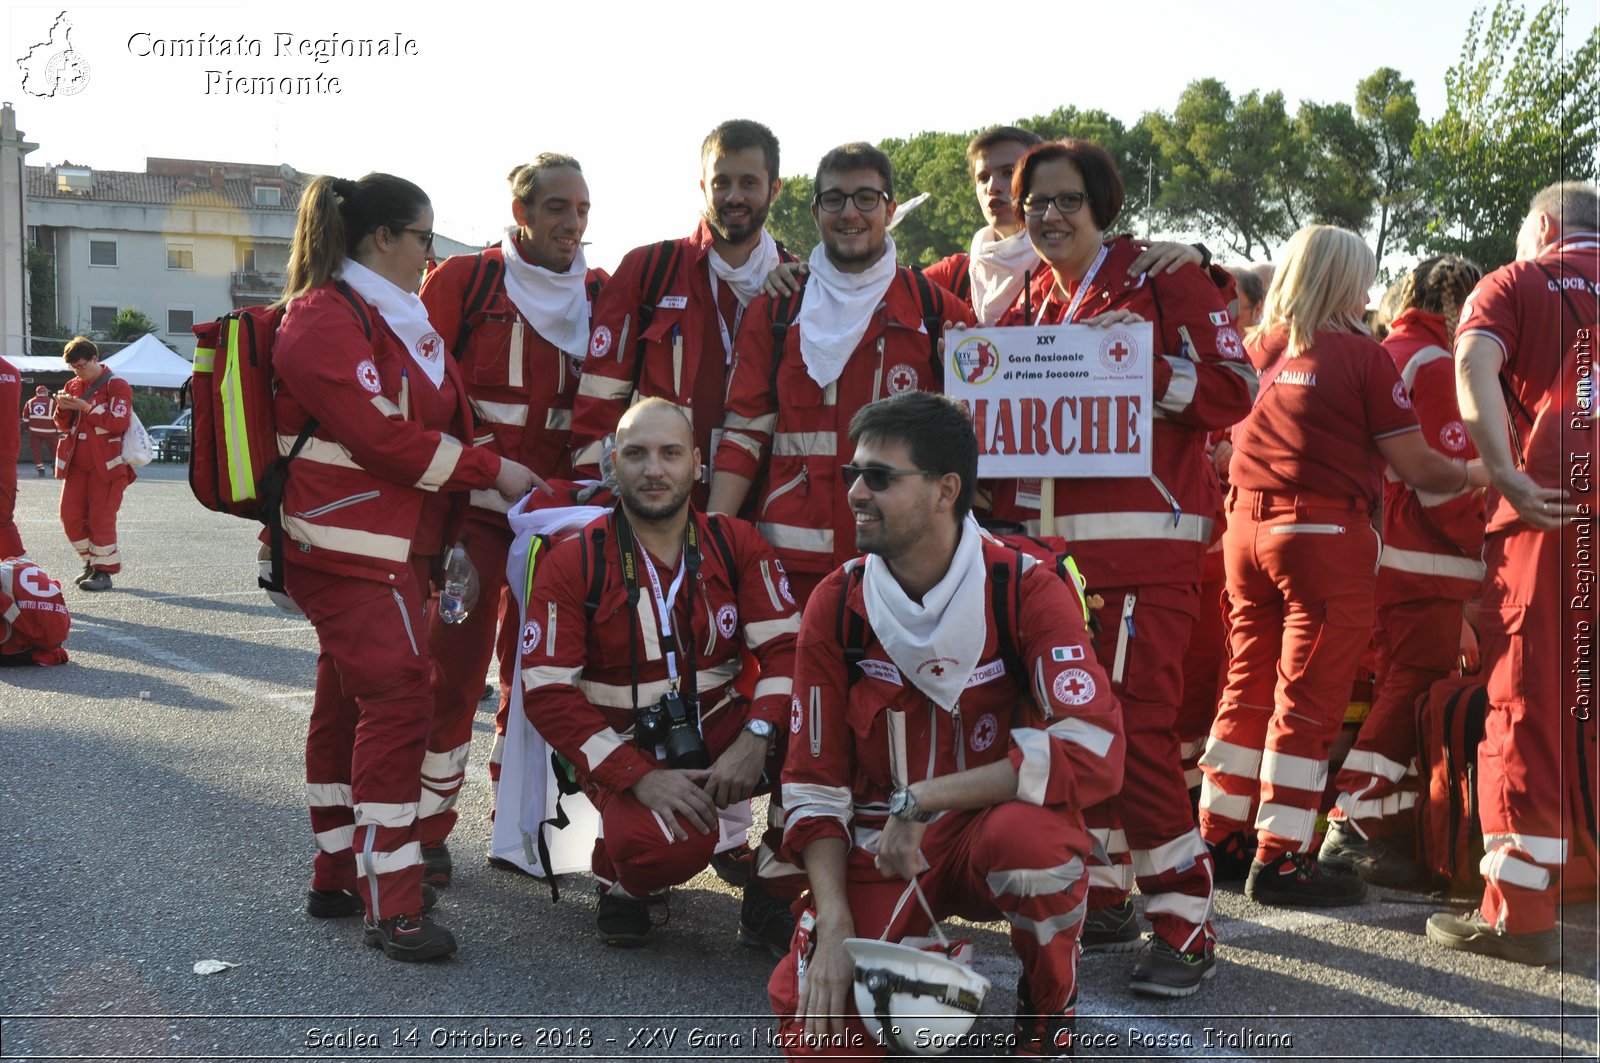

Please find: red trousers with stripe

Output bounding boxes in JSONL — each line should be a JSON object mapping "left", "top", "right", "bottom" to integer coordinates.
{"left": 1331, "top": 596, "right": 1464, "bottom": 837}
{"left": 768, "top": 802, "right": 1091, "bottom": 1059}
{"left": 1476, "top": 524, "right": 1584, "bottom": 934}
{"left": 1199, "top": 489, "right": 1379, "bottom": 860}
{"left": 289, "top": 555, "right": 434, "bottom": 922}
{"left": 1177, "top": 547, "right": 1230, "bottom": 790}
{"left": 422, "top": 515, "right": 518, "bottom": 846}
{"left": 1082, "top": 581, "right": 1215, "bottom": 951}
{"left": 59, "top": 460, "right": 132, "bottom": 574}
{"left": 29, "top": 432, "right": 57, "bottom": 468}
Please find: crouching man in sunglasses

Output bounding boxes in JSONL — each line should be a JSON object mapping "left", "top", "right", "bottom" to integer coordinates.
{"left": 521, "top": 398, "right": 804, "bottom": 955}
{"left": 769, "top": 392, "right": 1125, "bottom": 1060}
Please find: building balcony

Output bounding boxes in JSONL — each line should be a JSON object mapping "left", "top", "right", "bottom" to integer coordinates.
{"left": 230, "top": 270, "right": 286, "bottom": 303}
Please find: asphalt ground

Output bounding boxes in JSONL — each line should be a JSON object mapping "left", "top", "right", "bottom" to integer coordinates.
{"left": 2, "top": 463, "right": 1597, "bottom": 1063}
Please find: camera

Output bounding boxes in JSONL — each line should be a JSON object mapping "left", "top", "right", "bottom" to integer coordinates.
{"left": 632, "top": 690, "right": 710, "bottom": 769}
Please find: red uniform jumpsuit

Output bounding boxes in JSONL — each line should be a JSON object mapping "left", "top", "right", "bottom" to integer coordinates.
{"left": 1200, "top": 326, "right": 1421, "bottom": 861}
{"left": 521, "top": 508, "right": 799, "bottom": 896}
{"left": 1454, "top": 229, "right": 1599, "bottom": 934}
{"left": 273, "top": 281, "right": 502, "bottom": 922}
{"left": 25, "top": 388, "right": 57, "bottom": 472}
{"left": 716, "top": 270, "right": 974, "bottom": 606}
{"left": 996, "top": 237, "right": 1256, "bottom": 951}
{"left": 1330, "top": 309, "right": 1486, "bottom": 838}
{"left": 571, "top": 223, "right": 794, "bottom": 497}
{"left": 768, "top": 547, "right": 1124, "bottom": 1057}
{"left": 0, "top": 556, "right": 70, "bottom": 665}
{"left": 416, "top": 250, "right": 608, "bottom": 836}
{"left": 54, "top": 368, "right": 135, "bottom": 575}
{"left": 0, "top": 360, "right": 20, "bottom": 559}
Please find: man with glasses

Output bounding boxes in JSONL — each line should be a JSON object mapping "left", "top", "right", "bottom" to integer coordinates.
{"left": 53, "top": 336, "right": 136, "bottom": 591}
{"left": 710, "top": 143, "right": 975, "bottom": 606}
{"left": 415, "top": 155, "right": 608, "bottom": 885}
{"left": 571, "top": 120, "right": 794, "bottom": 505}
{"left": 768, "top": 391, "right": 1122, "bottom": 1061}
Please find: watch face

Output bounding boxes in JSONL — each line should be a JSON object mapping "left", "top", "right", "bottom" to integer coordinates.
{"left": 748, "top": 719, "right": 773, "bottom": 738}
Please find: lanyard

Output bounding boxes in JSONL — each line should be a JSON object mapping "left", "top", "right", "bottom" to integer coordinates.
{"left": 707, "top": 271, "right": 746, "bottom": 365}
{"left": 1034, "top": 244, "right": 1108, "bottom": 326}
{"left": 638, "top": 543, "right": 687, "bottom": 680}
{"left": 616, "top": 510, "right": 702, "bottom": 705}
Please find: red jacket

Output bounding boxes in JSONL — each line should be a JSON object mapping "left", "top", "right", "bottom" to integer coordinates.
{"left": 0, "top": 557, "right": 70, "bottom": 664}
{"left": 780, "top": 542, "right": 1124, "bottom": 866}
{"left": 997, "top": 236, "right": 1256, "bottom": 589}
{"left": 53, "top": 369, "right": 134, "bottom": 481}
{"left": 420, "top": 249, "right": 608, "bottom": 517}
{"left": 521, "top": 508, "right": 799, "bottom": 795}
{"left": 271, "top": 282, "right": 500, "bottom": 585}
{"left": 24, "top": 393, "right": 55, "bottom": 436}
{"left": 716, "top": 268, "right": 975, "bottom": 578}
{"left": 1376, "top": 310, "right": 1486, "bottom": 604}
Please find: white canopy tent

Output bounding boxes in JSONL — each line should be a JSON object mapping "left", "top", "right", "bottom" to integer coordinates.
{"left": 99, "top": 334, "right": 193, "bottom": 388}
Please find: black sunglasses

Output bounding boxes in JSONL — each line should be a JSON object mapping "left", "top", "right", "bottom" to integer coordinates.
{"left": 841, "top": 464, "right": 936, "bottom": 492}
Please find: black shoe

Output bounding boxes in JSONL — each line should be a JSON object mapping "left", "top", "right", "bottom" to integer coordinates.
{"left": 1079, "top": 898, "right": 1141, "bottom": 953}
{"left": 35, "top": 465, "right": 46, "bottom": 477}
{"left": 1426, "top": 910, "right": 1560, "bottom": 966}
{"left": 737, "top": 877, "right": 795, "bottom": 957}
{"left": 1246, "top": 851, "right": 1367, "bottom": 908}
{"left": 485, "top": 853, "right": 534, "bottom": 876}
{"left": 1207, "top": 831, "right": 1255, "bottom": 883}
{"left": 710, "top": 843, "right": 754, "bottom": 888}
{"left": 363, "top": 912, "right": 456, "bottom": 962}
{"left": 1129, "top": 936, "right": 1217, "bottom": 998}
{"left": 79, "top": 569, "right": 112, "bottom": 592}
{"left": 422, "top": 843, "right": 453, "bottom": 888}
{"left": 1013, "top": 979, "right": 1076, "bottom": 1059}
{"left": 596, "top": 887, "right": 668, "bottom": 947}
{"left": 1318, "top": 819, "right": 1425, "bottom": 888}
{"left": 74, "top": 562, "right": 94, "bottom": 587}
{"left": 306, "top": 884, "right": 437, "bottom": 919}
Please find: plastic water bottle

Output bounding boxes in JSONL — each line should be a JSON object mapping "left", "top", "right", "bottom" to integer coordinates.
{"left": 439, "top": 545, "right": 476, "bottom": 625}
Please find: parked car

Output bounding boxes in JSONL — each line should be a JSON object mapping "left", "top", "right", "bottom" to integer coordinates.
{"left": 148, "top": 408, "right": 192, "bottom": 463}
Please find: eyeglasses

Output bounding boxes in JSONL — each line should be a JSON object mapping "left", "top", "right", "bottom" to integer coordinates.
{"left": 400, "top": 227, "right": 435, "bottom": 249}
{"left": 815, "top": 188, "right": 891, "bottom": 213}
{"left": 841, "top": 464, "right": 935, "bottom": 492}
{"left": 1021, "top": 191, "right": 1089, "bottom": 217}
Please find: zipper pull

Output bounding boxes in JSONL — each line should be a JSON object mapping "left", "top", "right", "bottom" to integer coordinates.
{"left": 1122, "top": 594, "right": 1137, "bottom": 641}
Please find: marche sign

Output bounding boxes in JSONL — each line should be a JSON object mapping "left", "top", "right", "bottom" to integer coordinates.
{"left": 944, "top": 323, "right": 1154, "bottom": 478}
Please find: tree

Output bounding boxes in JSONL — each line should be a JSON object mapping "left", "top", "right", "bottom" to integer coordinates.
{"left": 1293, "top": 100, "right": 1377, "bottom": 235}
{"left": 1356, "top": 67, "right": 1426, "bottom": 262}
{"left": 766, "top": 174, "right": 816, "bottom": 262}
{"left": 107, "top": 307, "right": 158, "bottom": 347}
{"left": 26, "top": 245, "right": 65, "bottom": 356}
{"left": 1413, "top": 0, "right": 1599, "bottom": 266}
{"left": 879, "top": 130, "right": 977, "bottom": 268}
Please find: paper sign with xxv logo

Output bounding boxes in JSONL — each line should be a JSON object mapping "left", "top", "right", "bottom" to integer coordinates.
{"left": 944, "top": 323, "right": 1153, "bottom": 478}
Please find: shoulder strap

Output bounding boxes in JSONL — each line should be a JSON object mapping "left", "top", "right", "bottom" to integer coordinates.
{"left": 331, "top": 280, "right": 374, "bottom": 340}
{"left": 905, "top": 267, "right": 944, "bottom": 369}
{"left": 988, "top": 551, "right": 1026, "bottom": 690}
{"left": 703, "top": 515, "right": 740, "bottom": 597}
{"left": 769, "top": 277, "right": 808, "bottom": 394}
{"left": 451, "top": 251, "right": 501, "bottom": 360}
{"left": 952, "top": 256, "right": 973, "bottom": 305}
{"left": 839, "top": 564, "right": 869, "bottom": 688}
{"left": 582, "top": 524, "right": 609, "bottom": 622}
{"left": 630, "top": 240, "right": 682, "bottom": 396}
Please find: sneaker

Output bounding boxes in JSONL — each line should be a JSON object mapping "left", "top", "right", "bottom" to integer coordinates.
{"left": 1426, "top": 910, "right": 1561, "bottom": 967}
{"left": 1129, "top": 936, "right": 1217, "bottom": 998}
{"left": 1012, "top": 979, "right": 1076, "bottom": 1059}
{"left": 79, "top": 570, "right": 112, "bottom": 592}
{"left": 710, "top": 843, "right": 755, "bottom": 888}
{"left": 422, "top": 843, "right": 453, "bottom": 888}
{"left": 363, "top": 912, "right": 456, "bottom": 962}
{"left": 596, "top": 887, "right": 668, "bottom": 947}
{"left": 1246, "top": 851, "right": 1367, "bottom": 908}
{"left": 1079, "top": 898, "right": 1141, "bottom": 953}
{"left": 1318, "top": 819, "right": 1425, "bottom": 888}
{"left": 1207, "top": 831, "right": 1255, "bottom": 883}
{"left": 306, "top": 884, "right": 436, "bottom": 919}
{"left": 737, "top": 877, "right": 795, "bottom": 957}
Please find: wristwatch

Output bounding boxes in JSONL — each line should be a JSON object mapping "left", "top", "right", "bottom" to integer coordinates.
{"left": 1192, "top": 242, "right": 1213, "bottom": 270}
{"left": 887, "top": 785, "right": 933, "bottom": 823}
{"left": 742, "top": 719, "right": 775, "bottom": 748}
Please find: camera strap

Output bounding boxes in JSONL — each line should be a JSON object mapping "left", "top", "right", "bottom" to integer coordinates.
{"left": 614, "top": 510, "right": 704, "bottom": 713}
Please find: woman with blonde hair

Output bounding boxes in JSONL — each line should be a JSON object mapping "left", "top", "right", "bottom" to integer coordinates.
{"left": 1321, "top": 254, "right": 1486, "bottom": 887}
{"left": 1196, "top": 226, "right": 1489, "bottom": 908}
{"left": 272, "top": 172, "right": 539, "bottom": 960}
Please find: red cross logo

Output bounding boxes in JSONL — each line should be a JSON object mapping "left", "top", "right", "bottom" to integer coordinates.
{"left": 1052, "top": 667, "right": 1096, "bottom": 706}
{"left": 930, "top": 664, "right": 945, "bottom": 677}
{"left": 887, "top": 364, "right": 918, "bottom": 395}
{"left": 19, "top": 567, "right": 58, "bottom": 598}
{"left": 1108, "top": 341, "right": 1130, "bottom": 364}
{"left": 356, "top": 360, "right": 382, "bottom": 393}
{"left": 418, "top": 333, "right": 442, "bottom": 360}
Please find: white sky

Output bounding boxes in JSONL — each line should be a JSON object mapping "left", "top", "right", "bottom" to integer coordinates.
{"left": 5, "top": 0, "right": 1596, "bottom": 272}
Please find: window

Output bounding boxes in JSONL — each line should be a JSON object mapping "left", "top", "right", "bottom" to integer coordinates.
{"left": 240, "top": 246, "right": 257, "bottom": 272}
{"left": 167, "top": 308, "right": 195, "bottom": 335}
{"left": 89, "top": 240, "right": 117, "bottom": 266}
{"left": 167, "top": 245, "right": 194, "bottom": 271}
{"left": 253, "top": 185, "right": 281, "bottom": 206}
{"left": 90, "top": 305, "right": 117, "bottom": 332}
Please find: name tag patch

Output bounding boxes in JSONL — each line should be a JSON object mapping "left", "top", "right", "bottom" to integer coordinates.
{"left": 657, "top": 295, "right": 688, "bottom": 310}
{"left": 965, "top": 659, "right": 1007, "bottom": 688}
{"left": 857, "top": 659, "right": 902, "bottom": 685}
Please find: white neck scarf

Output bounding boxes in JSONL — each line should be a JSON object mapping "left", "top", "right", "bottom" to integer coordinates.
{"left": 863, "top": 515, "right": 988, "bottom": 711}
{"left": 798, "top": 236, "right": 899, "bottom": 389}
{"left": 336, "top": 257, "right": 445, "bottom": 388}
{"left": 968, "top": 226, "right": 1039, "bottom": 325}
{"left": 500, "top": 227, "right": 592, "bottom": 357}
{"left": 707, "top": 229, "right": 781, "bottom": 308}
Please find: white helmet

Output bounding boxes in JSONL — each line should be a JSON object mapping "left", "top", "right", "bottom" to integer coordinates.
{"left": 843, "top": 937, "right": 990, "bottom": 1056}
{"left": 256, "top": 546, "right": 302, "bottom": 616}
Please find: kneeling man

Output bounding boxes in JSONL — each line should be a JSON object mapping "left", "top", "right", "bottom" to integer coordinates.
{"left": 769, "top": 392, "right": 1124, "bottom": 1060}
